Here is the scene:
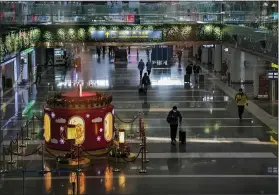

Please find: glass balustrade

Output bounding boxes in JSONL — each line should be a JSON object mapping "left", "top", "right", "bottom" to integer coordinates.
{"left": 0, "top": 1, "right": 277, "bottom": 32}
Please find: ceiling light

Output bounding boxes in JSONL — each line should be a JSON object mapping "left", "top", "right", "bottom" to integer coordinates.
{"left": 263, "top": 2, "right": 269, "bottom": 7}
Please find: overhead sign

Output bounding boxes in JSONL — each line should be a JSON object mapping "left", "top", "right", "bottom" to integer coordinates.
{"left": 91, "top": 30, "right": 162, "bottom": 40}
{"left": 267, "top": 70, "right": 278, "bottom": 80}
{"left": 203, "top": 44, "right": 215, "bottom": 48}
{"left": 271, "top": 63, "right": 278, "bottom": 69}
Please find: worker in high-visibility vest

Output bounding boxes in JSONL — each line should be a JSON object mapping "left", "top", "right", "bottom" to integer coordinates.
{"left": 235, "top": 88, "right": 248, "bottom": 120}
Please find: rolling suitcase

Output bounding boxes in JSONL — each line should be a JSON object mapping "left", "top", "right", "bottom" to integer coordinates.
{"left": 138, "top": 87, "right": 144, "bottom": 94}
{"left": 138, "top": 85, "right": 147, "bottom": 94}
{"left": 199, "top": 74, "right": 204, "bottom": 84}
{"left": 184, "top": 74, "right": 190, "bottom": 84}
{"left": 179, "top": 130, "right": 186, "bottom": 144}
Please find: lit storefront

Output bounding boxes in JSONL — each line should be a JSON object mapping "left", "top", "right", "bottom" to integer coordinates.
{"left": 19, "top": 47, "right": 36, "bottom": 84}
{"left": 0, "top": 56, "right": 18, "bottom": 91}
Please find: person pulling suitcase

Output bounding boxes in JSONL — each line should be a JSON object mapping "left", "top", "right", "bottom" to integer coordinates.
{"left": 140, "top": 73, "right": 151, "bottom": 95}
{"left": 138, "top": 59, "right": 145, "bottom": 79}
{"left": 185, "top": 64, "right": 193, "bottom": 84}
{"left": 193, "top": 64, "right": 202, "bottom": 83}
{"left": 166, "top": 106, "right": 183, "bottom": 145}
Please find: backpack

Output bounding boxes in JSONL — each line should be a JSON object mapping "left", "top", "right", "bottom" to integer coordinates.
{"left": 186, "top": 65, "right": 192, "bottom": 74}
{"left": 167, "top": 111, "right": 178, "bottom": 124}
{"left": 142, "top": 76, "right": 150, "bottom": 85}
{"left": 194, "top": 65, "right": 200, "bottom": 73}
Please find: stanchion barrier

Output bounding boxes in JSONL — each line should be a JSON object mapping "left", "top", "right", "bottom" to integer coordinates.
{"left": 112, "top": 147, "right": 120, "bottom": 172}
{"left": 121, "top": 147, "right": 143, "bottom": 163}
{"left": 114, "top": 113, "right": 140, "bottom": 124}
{"left": 72, "top": 182, "right": 76, "bottom": 195}
{"left": 139, "top": 120, "right": 145, "bottom": 146}
{"left": 76, "top": 171, "right": 80, "bottom": 195}
{"left": 10, "top": 135, "right": 17, "bottom": 145}
{"left": 1, "top": 145, "right": 7, "bottom": 173}
{"left": 81, "top": 146, "right": 113, "bottom": 157}
{"left": 137, "top": 112, "right": 142, "bottom": 140}
{"left": 138, "top": 146, "right": 147, "bottom": 174}
{"left": 40, "top": 143, "right": 46, "bottom": 174}
{"left": 31, "top": 114, "right": 37, "bottom": 135}
{"left": 8, "top": 145, "right": 42, "bottom": 157}
{"left": 44, "top": 147, "right": 57, "bottom": 158}
{"left": 33, "top": 113, "right": 43, "bottom": 122}
{"left": 7, "top": 141, "right": 16, "bottom": 164}
{"left": 19, "top": 127, "right": 26, "bottom": 148}
{"left": 76, "top": 145, "right": 82, "bottom": 173}
{"left": 140, "top": 133, "right": 144, "bottom": 147}
{"left": 22, "top": 169, "right": 25, "bottom": 195}
{"left": 114, "top": 112, "right": 140, "bottom": 138}
{"left": 16, "top": 133, "right": 19, "bottom": 153}
{"left": 143, "top": 136, "right": 149, "bottom": 163}
{"left": 24, "top": 120, "right": 31, "bottom": 140}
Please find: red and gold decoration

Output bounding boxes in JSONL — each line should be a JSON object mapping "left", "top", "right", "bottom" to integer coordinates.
{"left": 109, "top": 129, "right": 131, "bottom": 158}
{"left": 44, "top": 90, "right": 114, "bottom": 151}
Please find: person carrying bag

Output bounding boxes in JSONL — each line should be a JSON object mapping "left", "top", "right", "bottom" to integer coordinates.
{"left": 166, "top": 106, "right": 182, "bottom": 145}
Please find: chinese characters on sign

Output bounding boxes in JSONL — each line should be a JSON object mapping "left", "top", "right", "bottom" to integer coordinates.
{"left": 91, "top": 30, "right": 162, "bottom": 40}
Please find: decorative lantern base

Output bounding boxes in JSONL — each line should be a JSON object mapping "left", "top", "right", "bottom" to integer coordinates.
{"left": 57, "top": 157, "right": 91, "bottom": 169}
{"left": 108, "top": 153, "right": 136, "bottom": 163}
{"left": 43, "top": 147, "right": 110, "bottom": 159}
{"left": 69, "top": 158, "right": 91, "bottom": 166}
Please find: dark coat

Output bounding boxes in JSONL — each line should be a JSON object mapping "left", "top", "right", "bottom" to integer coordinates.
{"left": 167, "top": 110, "right": 182, "bottom": 125}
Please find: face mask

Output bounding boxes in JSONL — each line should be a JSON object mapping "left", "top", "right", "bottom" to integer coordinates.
{"left": 173, "top": 110, "right": 177, "bottom": 113}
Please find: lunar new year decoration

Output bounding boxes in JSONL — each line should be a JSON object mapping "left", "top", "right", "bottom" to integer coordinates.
{"left": 43, "top": 90, "right": 113, "bottom": 152}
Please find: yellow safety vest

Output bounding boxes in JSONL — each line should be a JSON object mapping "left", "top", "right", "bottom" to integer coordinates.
{"left": 235, "top": 92, "right": 248, "bottom": 106}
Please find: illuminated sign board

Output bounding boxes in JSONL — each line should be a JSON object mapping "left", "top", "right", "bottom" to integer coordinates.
{"left": 267, "top": 70, "right": 278, "bottom": 80}
{"left": 203, "top": 44, "right": 215, "bottom": 48}
{"left": 21, "top": 47, "right": 34, "bottom": 55}
{"left": 91, "top": 30, "right": 162, "bottom": 40}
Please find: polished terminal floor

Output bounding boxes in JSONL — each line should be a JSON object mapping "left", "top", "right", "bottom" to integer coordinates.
{"left": 0, "top": 48, "right": 278, "bottom": 195}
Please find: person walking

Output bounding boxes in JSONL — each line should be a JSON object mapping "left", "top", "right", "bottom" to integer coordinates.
{"left": 177, "top": 50, "right": 182, "bottom": 65}
{"left": 138, "top": 59, "right": 145, "bottom": 79}
{"left": 235, "top": 88, "right": 248, "bottom": 120}
{"left": 186, "top": 63, "right": 193, "bottom": 75}
{"left": 146, "top": 60, "right": 152, "bottom": 76}
{"left": 185, "top": 63, "right": 193, "bottom": 83}
{"left": 35, "top": 64, "right": 42, "bottom": 85}
{"left": 134, "top": 8, "right": 140, "bottom": 24}
{"left": 141, "top": 72, "right": 150, "bottom": 95}
{"left": 96, "top": 47, "right": 101, "bottom": 58}
{"left": 167, "top": 106, "right": 182, "bottom": 145}
{"left": 193, "top": 63, "right": 201, "bottom": 83}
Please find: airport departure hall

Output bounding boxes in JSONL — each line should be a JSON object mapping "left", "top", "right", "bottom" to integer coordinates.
{"left": 0, "top": 1, "right": 278, "bottom": 195}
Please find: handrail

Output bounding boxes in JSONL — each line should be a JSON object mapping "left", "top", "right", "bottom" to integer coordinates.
{"left": 1, "top": 13, "right": 276, "bottom": 28}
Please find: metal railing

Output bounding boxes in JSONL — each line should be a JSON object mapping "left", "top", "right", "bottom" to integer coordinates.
{"left": 0, "top": 12, "right": 276, "bottom": 31}
{"left": 0, "top": 2, "right": 266, "bottom": 15}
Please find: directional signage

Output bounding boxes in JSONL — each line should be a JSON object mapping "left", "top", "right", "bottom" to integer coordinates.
{"left": 91, "top": 30, "right": 162, "bottom": 40}
{"left": 267, "top": 70, "right": 278, "bottom": 80}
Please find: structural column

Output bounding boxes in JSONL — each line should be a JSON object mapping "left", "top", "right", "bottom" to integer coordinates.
{"left": 230, "top": 48, "right": 245, "bottom": 83}
{"left": 192, "top": 45, "right": 198, "bottom": 58}
{"left": 0, "top": 65, "right": 2, "bottom": 98}
{"left": 201, "top": 47, "right": 208, "bottom": 64}
{"left": 253, "top": 64, "right": 259, "bottom": 98}
{"left": 214, "top": 45, "right": 222, "bottom": 72}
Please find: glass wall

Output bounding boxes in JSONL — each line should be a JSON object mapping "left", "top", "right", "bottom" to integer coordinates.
{"left": 0, "top": 1, "right": 277, "bottom": 29}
